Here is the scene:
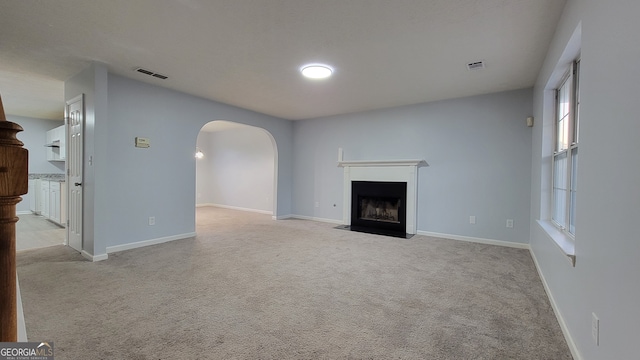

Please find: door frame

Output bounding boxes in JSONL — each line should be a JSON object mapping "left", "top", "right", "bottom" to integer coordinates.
{"left": 65, "top": 94, "right": 84, "bottom": 252}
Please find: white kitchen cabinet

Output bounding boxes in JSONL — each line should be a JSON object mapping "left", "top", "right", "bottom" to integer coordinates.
{"left": 34, "top": 179, "right": 66, "bottom": 227}
{"left": 28, "top": 179, "right": 42, "bottom": 215}
{"left": 45, "top": 130, "right": 56, "bottom": 161}
{"left": 59, "top": 181, "right": 66, "bottom": 226}
{"left": 28, "top": 179, "right": 33, "bottom": 210}
{"left": 50, "top": 181, "right": 61, "bottom": 224}
{"left": 45, "top": 125, "right": 66, "bottom": 162}
{"left": 58, "top": 126, "right": 66, "bottom": 161}
{"left": 40, "top": 180, "right": 50, "bottom": 218}
{"left": 50, "top": 181, "right": 66, "bottom": 226}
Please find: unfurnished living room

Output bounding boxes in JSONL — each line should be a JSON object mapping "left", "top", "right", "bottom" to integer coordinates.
{"left": 0, "top": 1, "right": 638, "bottom": 359}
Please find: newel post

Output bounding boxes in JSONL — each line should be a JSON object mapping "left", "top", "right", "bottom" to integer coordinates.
{"left": 0, "top": 95, "right": 28, "bottom": 342}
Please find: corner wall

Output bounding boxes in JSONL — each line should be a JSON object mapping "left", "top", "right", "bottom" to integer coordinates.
{"left": 293, "top": 89, "right": 533, "bottom": 244}
{"left": 64, "top": 67, "right": 293, "bottom": 257}
{"left": 101, "top": 73, "right": 292, "bottom": 253}
{"left": 64, "top": 63, "right": 109, "bottom": 257}
{"left": 530, "top": 0, "right": 640, "bottom": 359}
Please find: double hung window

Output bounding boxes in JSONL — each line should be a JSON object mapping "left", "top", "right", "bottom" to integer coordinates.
{"left": 552, "top": 60, "right": 580, "bottom": 235}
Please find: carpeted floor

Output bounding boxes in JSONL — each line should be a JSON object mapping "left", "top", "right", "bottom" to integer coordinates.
{"left": 17, "top": 207, "right": 572, "bottom": 359}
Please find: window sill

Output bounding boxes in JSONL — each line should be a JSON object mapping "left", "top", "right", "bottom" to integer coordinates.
{"left": 536, "top": 220, "right": 576, "bottom": 267}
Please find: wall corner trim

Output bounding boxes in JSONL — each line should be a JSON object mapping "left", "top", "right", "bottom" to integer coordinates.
{"left": 105, "top": 232, "right": 197, "bottom": 254}
{"left": 206, "top": 203, "right": 273, "bottom": 215}
{"left": 290, "top": 215, "right": 344, "bottom": 225}
{"left": 81, "top": 250, "right": 108, "bottom": 262}
{"left": 529, "top": 249, "right": 583, "bottom": 360}
{"left": 416, "top": 231, "right": 530, "bottom": 249}
{"left": 16, "top": 277, "right": 27, "bottom": 341}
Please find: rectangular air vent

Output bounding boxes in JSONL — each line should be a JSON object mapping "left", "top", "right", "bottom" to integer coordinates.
{"left": 135, "top": 68, "right": 168, "bottom": 80}
{"left": 467, "top": 61, "right": 485, "bottom": 71}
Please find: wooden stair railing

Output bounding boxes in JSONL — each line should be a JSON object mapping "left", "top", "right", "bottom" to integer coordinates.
{"left": 0, "top": 94, "right": 28, "bottom": 342}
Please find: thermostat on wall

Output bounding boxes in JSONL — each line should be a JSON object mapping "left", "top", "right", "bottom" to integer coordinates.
{"left": 135, "top": 137, "right": 150, "bottom": 148}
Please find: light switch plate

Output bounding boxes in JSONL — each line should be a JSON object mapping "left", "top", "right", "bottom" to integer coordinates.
{"left": 135, "top": 137, "right": 150, "bottom": 148}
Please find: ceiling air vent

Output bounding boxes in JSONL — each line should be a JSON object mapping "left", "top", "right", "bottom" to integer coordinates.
{"left": 467, "top": 61, "right": 485, "bottom": 71}
{"left": 135, "top": 67, "right": 168, "bottom": 80}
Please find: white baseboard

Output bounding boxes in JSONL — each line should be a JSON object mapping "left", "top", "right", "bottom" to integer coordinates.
{"left": 416, "top": 231, "right": 530, "bottom": 249}
{"left": 16, "top": 211, "right": 32, "bottom": 215}
{"left": 16, "top": 276, "right": 27, "bottom": 341}
{"left": 106, "top": 232, "right": 197, "bottom": 254}
{"left": 196, "top": 203, "right": 214, "bottom": 208}
{"left": 274, "top": 214, "right": 294, "bottom": 220}
{"left": 529, "top": 249, "right": 582, "bottom": 360}
{"left": 199, "top": 203, "right": 273, "bottom": 215}
{"left": 81, "top": 250, "right": 108, "bottom": 262}
{"left": 289, "top": 215, "right": 343, "bottom": 225}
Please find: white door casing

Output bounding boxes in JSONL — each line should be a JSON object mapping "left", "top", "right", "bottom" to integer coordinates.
{"left": 66, "top": 95, "right": 84, "bottom": 252}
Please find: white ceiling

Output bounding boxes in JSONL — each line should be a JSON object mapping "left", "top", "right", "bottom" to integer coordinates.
{"left": 0, "top": 0, "right": 566, "bottom": 121}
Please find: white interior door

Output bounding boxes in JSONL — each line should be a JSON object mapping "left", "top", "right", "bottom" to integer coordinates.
{"left": 66, "top": 95, "right": 83, "bottom": 252}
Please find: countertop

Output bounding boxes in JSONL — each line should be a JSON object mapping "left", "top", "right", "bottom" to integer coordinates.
{"left": 29, "top": 174, "right": 65, "bottom": 182}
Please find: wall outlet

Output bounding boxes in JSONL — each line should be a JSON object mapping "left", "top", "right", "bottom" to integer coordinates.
{"left": 315, "top": 202, "right": 320, "bottom": 208}
{"left": 469, "top": 216, "right": 476, "bottom": 224}
{"left": 149, "top": 216, "right": 155, "bottom": 226}
{"left": 592, "top": 313, "right": 599, "bottom": 345}
{"left": 506, "top": 219, "right": 514, "bottom": 228}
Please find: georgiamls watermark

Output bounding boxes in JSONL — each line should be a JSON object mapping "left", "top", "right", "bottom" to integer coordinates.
{"left": 0, "top": 342, "right": 54, "bottom": 360}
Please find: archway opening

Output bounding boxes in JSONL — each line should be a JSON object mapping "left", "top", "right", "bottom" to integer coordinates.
{"left": 195, "top": 120, "right": 278, "bottom": 216}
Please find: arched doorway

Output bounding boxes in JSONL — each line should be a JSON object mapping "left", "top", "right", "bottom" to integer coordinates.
{"left": 195, "top": 120, "right": 278, "bottom": 216}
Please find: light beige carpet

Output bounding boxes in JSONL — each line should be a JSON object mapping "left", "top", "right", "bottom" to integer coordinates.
{"left": 17, "top": 207, "right": 572, "bottom": 359}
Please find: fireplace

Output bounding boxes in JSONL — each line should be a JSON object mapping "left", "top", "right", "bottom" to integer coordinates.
{"left": 350, "top": 181, "right": 407, "bottom": 237}
{"left": 338, "top": 158, "right": 427, "bottom": 237}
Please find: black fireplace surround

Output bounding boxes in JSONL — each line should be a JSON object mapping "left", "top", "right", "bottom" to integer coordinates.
{"left": 350, "top": 181, "right": 407, "bottom": 238}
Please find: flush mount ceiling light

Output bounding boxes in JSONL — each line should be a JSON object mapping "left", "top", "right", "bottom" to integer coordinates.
{"left": 300, "top": 64, "right": 333, "bottom": 79}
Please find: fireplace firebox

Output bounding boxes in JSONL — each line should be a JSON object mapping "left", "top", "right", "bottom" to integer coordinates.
{"left": 350, "top": 181, "right": 408, "bottom": 238}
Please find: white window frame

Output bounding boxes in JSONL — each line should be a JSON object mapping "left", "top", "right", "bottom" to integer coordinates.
{"left": 552, "top": 59, "right": 580, "bottom": 237}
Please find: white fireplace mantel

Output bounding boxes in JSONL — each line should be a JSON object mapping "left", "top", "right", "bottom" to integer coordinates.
{"left": 338, "top": 159, "right": 428, "bottom": 234}
{"left": 338, "top": 159, "right": 428, "bottom": 168}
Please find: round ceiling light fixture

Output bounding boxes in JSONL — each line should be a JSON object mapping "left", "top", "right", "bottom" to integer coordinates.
{"left": 300, "top": 64, "right": 333, "bottom": 79}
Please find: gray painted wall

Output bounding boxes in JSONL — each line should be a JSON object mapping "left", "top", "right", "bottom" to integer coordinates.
{"left": 196, "top": 127, "right": 275, "bottom": 213}
{"left": 530, "top": 0, "right": 640, "bottom": 359}
{"left": 65, "top": 63, "right": 109, "bottom": 257}
{"left": 9, "top": 115, "right": 65, "bottom": 212}
{"left": 65, "top": 70, "right": 293, "bottom": 256}
{"left": 293, "top": 89, "right": 533, "bottom": 243}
